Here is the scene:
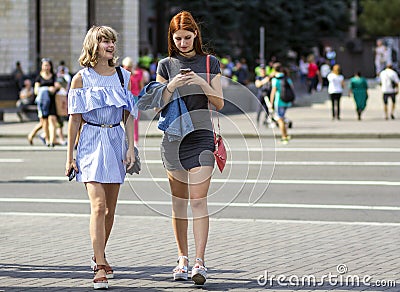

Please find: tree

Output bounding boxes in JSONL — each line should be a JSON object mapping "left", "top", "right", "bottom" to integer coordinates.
{"left": 163, "top": 0, "right": 352, "bottom": 66}
{"left": 358, "top": 0, "right": 400, "bottom": 36}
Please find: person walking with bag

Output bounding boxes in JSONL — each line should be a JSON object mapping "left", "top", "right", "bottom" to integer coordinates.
{"left": 270, "top": 63, "right": 293, "bottom": 144}
{"left": 327, "top": 64, "right": 345, "bottom": 120}
{"left": 379, "top": 64, "right": 399, "bottom": 120}
{"left": 151, "top": 11, "right": 223, "bottom": 285}
{"left": 28, "top": 58, "right": 61, "bottom": 146}
{"left": 349, "top": 71, "right": 368, "bottom": 120}
{"left": 65, "top": 25, "right": 137, "bottom": 290}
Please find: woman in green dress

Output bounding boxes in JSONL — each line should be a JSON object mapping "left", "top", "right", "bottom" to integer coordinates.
{"left": 349, "top": 71, "right": 368, "bottom": 120}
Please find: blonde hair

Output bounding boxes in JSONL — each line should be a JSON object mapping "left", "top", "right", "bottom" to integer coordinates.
{"left": 332, "top": 64, "right": 341, "bottom": 74}
{"left": 122, "top": 56, "right": 133, "bottom": 68}
{"left": 79, "top": 25, "right": 118, "bottom": 68}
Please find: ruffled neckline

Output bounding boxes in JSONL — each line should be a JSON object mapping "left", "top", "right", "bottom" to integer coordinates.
{"left": 68, "top": 86, "right": 137, "bottom": 117}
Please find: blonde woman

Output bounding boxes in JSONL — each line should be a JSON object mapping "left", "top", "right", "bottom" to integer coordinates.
{"left": 327, "top": 64, "right": 345, "bottom": 120}
{"left": 65, "top": 26, "right": 137, "bottom": 290}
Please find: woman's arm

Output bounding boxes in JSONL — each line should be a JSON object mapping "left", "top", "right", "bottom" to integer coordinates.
{"left": 200, "top": 73, "right": 224, "bottom": 110}
{"left": 124, "top": 110, "right": 135, "bottom": 163}
{"left": 255, "top": 76, "right": 269, "bottom": 88}
{"left": 65, "top": 73, "right": 83, "bottom": 176}
{"left": 270, "top": 86, "right": 277, "bottom": 109}
{"left": 124, "top": 76, "right": 136, "bottom": 167}
{"left": 155, "top": 74, "right": 174, "bottom": 105}
{"left": 34, "top": 82, "right": 40, "bottom": 96}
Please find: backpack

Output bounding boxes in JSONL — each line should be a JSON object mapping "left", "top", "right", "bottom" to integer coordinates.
{"left": 278, "top": 76, "right": 295, "bottom": 103}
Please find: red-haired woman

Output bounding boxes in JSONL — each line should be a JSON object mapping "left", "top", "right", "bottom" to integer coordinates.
{"left": 156, "top": 11, "right": 224, "bottom": 285}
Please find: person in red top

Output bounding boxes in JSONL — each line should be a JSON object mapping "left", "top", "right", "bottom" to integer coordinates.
{"left": 122, "top": 57, "right": 144, "bottom": 146}
{"left": 307, "top": 54, "right": 322, "bottom": 94}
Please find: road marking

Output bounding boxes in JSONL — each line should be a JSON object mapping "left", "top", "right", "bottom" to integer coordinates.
{"left": 24, "top": 176, "right": 400, "bottom": 186}
{"left": 1, "top": 146, "right": 400, "bottom": 152}
{"left": 137, "top": 147, "right": 400, "bottom": 152}
{"left": 1, "top": 158, "right": 398, "bottom": 166}
{"left": 1, "top": 212, "right": 400, "bottom": 226}
{"left": 0, "top": 158, "right": 23, "bottom": 163}
{"left": 1, "top": 197, "right": 400, "bottom": 211}
{"left": 143, "top": 159, "right": 400, "bottom": 166}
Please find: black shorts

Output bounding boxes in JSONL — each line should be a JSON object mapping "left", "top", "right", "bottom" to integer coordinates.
{"left": 161, "top": 129, "right": 215, "bottom": 171}
{"left": 383, "top": 93, "right": 396, "bottom": 105}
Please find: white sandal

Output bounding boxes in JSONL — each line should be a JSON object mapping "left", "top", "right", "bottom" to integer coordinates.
{"left": 173, "top": 255, "right": 189, "bottom": 281}
{"left": 91, "top": 255, "right": 114, "bottom": 279}
{"left": 93, "top": 265, "right": 109, "bottom": 290}
{"left": 191, "top": 258, "right": 207, "bottom": 285}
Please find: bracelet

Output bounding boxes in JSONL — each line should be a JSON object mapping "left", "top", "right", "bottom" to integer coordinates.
{"left": 166, "top": 85, "right": 173, "bottom": 94}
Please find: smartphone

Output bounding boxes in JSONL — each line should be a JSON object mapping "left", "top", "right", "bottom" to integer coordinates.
{"left": 68, "top": 168, "right": 76, "bottom": 181}
{"left": 180, "top": 68, "right": 192, "bottom": 75}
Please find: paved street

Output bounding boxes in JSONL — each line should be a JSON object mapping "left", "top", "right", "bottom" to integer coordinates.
{"left": 1, "top": 82, "right": 400, "bottom": 291}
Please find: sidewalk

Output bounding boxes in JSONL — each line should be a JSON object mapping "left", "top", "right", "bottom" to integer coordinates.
{"left": 1, "top": 214, "right": 399, "bottom": 291}
{"left": 0, "top": 80, "right": 399, "bottom": 140}
{"left": 1, "top": 80, "right": 399, "bottom": 291}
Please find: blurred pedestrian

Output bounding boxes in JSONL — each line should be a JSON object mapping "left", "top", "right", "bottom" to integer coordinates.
{"left": 154, "top": 10, "right": 224, "bottom": 285}
{"left": 149, "top": 57, "right": 158, "bottom": 82}
{"left": 349, "top": 71, "right": 368, "bottom": 120}
{"left": 270, "top": 63, "right": 293, "bottom": 144}
{"left": 65, "top": 25, "right": 137, "bottom": 290}
{"left": 12, "top": 61, "right": 24, "bottom": 90}
{"left": 255, "top": 65, "right": 272, "bottom": 127}
{"left": 298, "top": 56, "right": 309, "bottom": 89}
{"left": 122, "top": 57, "right": 144, "bottom": 146}
{"left": 375, "top": 39, "right": 388, "bottom": 77}
{"left": 327, "top": 64, "right": 345, "bottom": 120}
{"left": 28, "top": 58, "right": 60, "bottom": 146}
{"left": 307, "top": 54, "right": 322, "bottom": 94}
{"left": 320, "top": 60, "right": 331, "bottom": 88}
{"left": 379, "top": 64, "right": 399, "bottom": 120}
{"left": 233, "top": 58, "right": 249, "bottom": 85}
{"left": 16, "top": 78, "right": 35, "bottom": 122}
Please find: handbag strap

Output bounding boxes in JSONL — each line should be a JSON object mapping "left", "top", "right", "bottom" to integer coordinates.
{"left": 206, "top": 55, "right": 220, "bottom": 143}
{"left": 116, "top": 66, "right": 125, "bottom": 88}
{"left": 116, "top": 66, "right": 128, "bottom": 122}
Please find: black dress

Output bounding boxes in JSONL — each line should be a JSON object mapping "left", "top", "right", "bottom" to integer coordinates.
{"left": 157, "top": 54, "right": 221, "bottom": 171}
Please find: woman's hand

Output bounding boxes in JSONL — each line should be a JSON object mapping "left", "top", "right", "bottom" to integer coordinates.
{"left": 183, "top": 71, "right": 208, "bottom": 87}
{"left": 65, "top": 159, "right": 78, "bottom": 177}
{"left": 124, "top": 147, "right": 136, "bottom": 171}
{"left": 48, "top": 86, "right": 56, "bottom": 94}
{"left": 168, "top": 71, "right": 196, "bottom": 91}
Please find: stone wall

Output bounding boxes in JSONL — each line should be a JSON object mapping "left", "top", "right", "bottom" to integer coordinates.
{"left": 0, "top": 0, "right": 139, "bottom": 75}
{"left": 0, "top": 0, "right": 31, "bottom": 74}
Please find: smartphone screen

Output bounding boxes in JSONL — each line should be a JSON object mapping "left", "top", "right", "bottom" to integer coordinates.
{"left": 180, "top": 68, "right": 192, "bottom": 74}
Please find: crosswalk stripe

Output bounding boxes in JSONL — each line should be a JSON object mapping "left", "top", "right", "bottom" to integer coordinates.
{"left": 23, "top": 176, "right": 400, "bottom": 186}
{"left": 1, "top": 197, "right": 400, "bottom": 211}
{"left": 1, "top": 146, "right": 400, "bottom": 152}
{"left": 1, "top": 212, "right": 400, "bottom": 226}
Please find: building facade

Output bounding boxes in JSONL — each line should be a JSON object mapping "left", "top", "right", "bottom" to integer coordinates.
{"left": 0, "top": 0, "right": 139, "bottom": 75}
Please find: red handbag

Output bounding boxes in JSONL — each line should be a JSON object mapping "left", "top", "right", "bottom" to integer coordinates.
{"left": 207, "top": 55, "right": 227, "bottom": 172}
{"left": 214, "top": 134, "right": 226, "bottom": 172}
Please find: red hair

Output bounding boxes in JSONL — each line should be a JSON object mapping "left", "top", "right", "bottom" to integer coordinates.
{"left": 168, "top": 11, "right": 206, "bottom": 57}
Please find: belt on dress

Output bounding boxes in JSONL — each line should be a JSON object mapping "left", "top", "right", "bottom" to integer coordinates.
{"left": 86, "top": 121, "right": 121, "bottom": 128}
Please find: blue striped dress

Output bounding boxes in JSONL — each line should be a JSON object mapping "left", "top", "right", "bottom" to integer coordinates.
{"left": 68, "top": 67, "right": 137, "bottom": 183}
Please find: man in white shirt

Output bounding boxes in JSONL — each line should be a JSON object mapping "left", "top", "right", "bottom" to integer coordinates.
{"left": 379, "top": 64, "right": 399, "bottom": 119}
